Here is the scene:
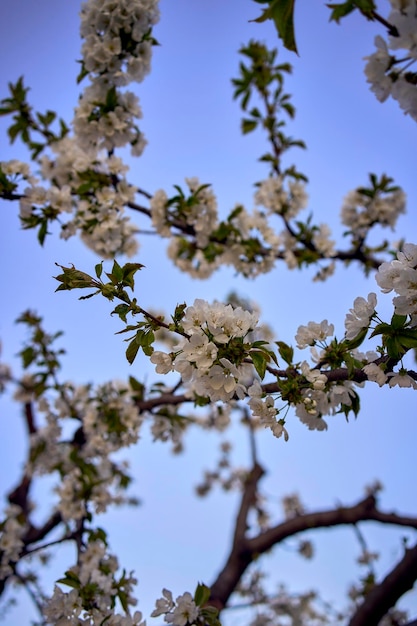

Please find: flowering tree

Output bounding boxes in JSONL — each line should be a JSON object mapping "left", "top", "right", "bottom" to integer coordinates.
{"left": 1, "top": 0, "right": 417, "bottom": 625}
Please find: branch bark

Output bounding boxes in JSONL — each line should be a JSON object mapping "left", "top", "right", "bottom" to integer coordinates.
{"left": 348, "top": 543, "right": 417, "bottom": 626}
{"left": 209, "top": 491, "right": 417, "bottom": 613}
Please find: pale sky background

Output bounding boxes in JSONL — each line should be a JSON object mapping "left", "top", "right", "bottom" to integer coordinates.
{"left": 0, "top": 1, "right": 416, "bottom": 624}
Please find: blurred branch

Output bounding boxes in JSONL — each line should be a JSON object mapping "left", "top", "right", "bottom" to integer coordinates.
{"left": 209, "top": 493, "right": 417, "bottom": 612}
{"left": 209, "top": 463, "right": 264, "bottom": 609}
{"left": 348, "top": 543, "right": 417, "bottom": 626}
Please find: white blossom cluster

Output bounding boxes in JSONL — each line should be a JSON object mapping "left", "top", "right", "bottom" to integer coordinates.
{"left": 344, "top": 292, "right": 377, "bottom": 340}
{"left": 0, "top": 360, "right": 12, "bottom": 394}
{"left": 294, "top": 381, "right": 357, "bottom": 431}
{"left": 295, "top": 320, "right": 334, "bottom": 349}
{"left": 341, "top": 187, "right": 406, "bottom": 237}
{"left": 0, "top": 505, "right": 27, "bottom": 579}
{"left": 293, "top": 321, "right": 359, "bottom": 431}
{"left": 254, "top": 176, "right": 308, "bottom": 218}
{"left": 73, "top": 84, "right": 146, "bottom": 154}
{"left": 79, "top": 0, "right": 159, "bottom": 86}
{"left": 151, "top": 298, "right": 259, "bottom": 402}
{"left": 75, "top": 0, "right": 159, "bottom": 153}
{"left": 222, "top": 205, "right": 283, "bottom": 277}
{"left": 151, "top": 409, "right": 186, "bottom": 453}
{"left": 151, "top": 177, "right": 336, "bottom": 279}
{"left": 364, "top": 0, "right": 417, "bottom": 120}
{"left": 39, "top": 137, "right": 126, "bottom": 187}
{"left": 151, "top": 177, "right": 218, "bottom": 246}
{"left": 376, "top": 242, "right": 417, "bottom": 325}
{"left": 245, "top": 584, "right": 337, "bottom": 626}
{"left": 48, "top": 139, "right": 138, "bottom": 256}
{"left": 26, "top": 381, "right": 143, "bottom": 521}
{"left": 12, "top": 0, "right": 160, "bottom": 258}
{"left": 0, "top": 159, "right": 37, "bottom": 185}
{"left": 152, "top": 589, "right": 201, "bottom": 625}
{"left": 43, "top": 540, "right": 143, "bottom": 625}
{"left": 247, "top": 379, "right": 284, "bottom": 438}
{"left": 14, "top": 137, "right": 140, "bottom": 257}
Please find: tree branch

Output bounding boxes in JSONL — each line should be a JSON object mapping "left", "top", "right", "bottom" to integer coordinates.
{"left": 348, "top": 543, "right": 417, "bottom": 626}
{"left": 209, "top": 463, "right": 264, "bottom": 609}
{"left": 209, "top": 493, "right": 417, "bottom": 612}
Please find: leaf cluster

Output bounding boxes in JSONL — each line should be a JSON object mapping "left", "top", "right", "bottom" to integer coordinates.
{"left": 251, "top": 0, "right": 298, "bottom": 54}
{"left": 232, "top": 40, "right": 306, "bottom": 178}
{"left": 16, "top": 310, "right": 65, "bottom": 396}
{"left": 0, "top": 77, "right": 68, "bottom": 159}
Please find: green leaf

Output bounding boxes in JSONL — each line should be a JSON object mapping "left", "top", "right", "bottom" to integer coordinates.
{"left": 343, "top": 326, "right": 369, "bottom": 350}
{"left": 251, "top": 0, "right": 298, "bottom": 54}
{"left": 129, "top": 376, "right": 144, "bottom": 399}
{"left": 37, "top": 220, "right": 49, "bottom": 245}
{"left": 194, "top": 582, "right": 211, "bottom": 607}
{"left": 141, "top": 330, "right": 155, "bottom": 357}
{"left": 251, "top": 350, "right": 267, "bottom": 379}
{"left": 56, "top": 571, "right": 81, "bottom": 590}
{"left": 200, "top": 606, "right": 221, "bottom": 626}
{"left": 390, "top": 313, "right": 407, "bottom": 330}
{"left": 112, "top": 303, "right": 130, "bottom": 322}
{"left": 126, "top": 338, "right": 140, "bottom": 364}
{"left": 20, "top": 346, "right": 36, "bottom": 368}
{"left": 354, "top": 0, "right": 376, "bottom": 16}
{"left": 122, "top": 262, "right": 145, "bottom": 289}
{"left": 7, "top": 122, "right": 22, "bottom": 143}
{"left": 76, "top": 60, "right": 89, "bottom": 84}
{"left": 327, "top": 0, "right": 375, "bottom": 22}
{"left": 111, "top": 259, "right": 123, "bottom": 282}
{"left": 105, "top": 86, "right": 118, "bottom": 110}
{"left": 241, "top": 118, "right": 258, "bottom": 134}
{"left": 95, "top": 262, "right": 103, "bottom": 279}
{"left": 276, "top": 341, "right": 293, "bottom": 365}
{"left": 54, "top": 264, "right": 97, "bottom": 292}
{"left": 327, "top": 0, "right": 356, "bottom": 22}
{"left": 118, "top": 590, "right": 129, "bottom": 612}
{"left": 369, "top": 322, "right": 392, "bottom": 339}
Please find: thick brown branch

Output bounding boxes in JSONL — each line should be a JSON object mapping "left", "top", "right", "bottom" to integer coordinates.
{"left": 209, "top": 494, "right": 417, "bottom": 612}
{"left": 8, "top": 474, "right": 32, "bottom": 516}
{"left": 135, "top": 392, "right": 188, "bottom": 413}
{"left": 24, "top": 402, "right": 37, "bottom": 434}
{"left": 348, "top": 543, "right": 417, "bottom": 626}
{"left": 249, "top": 496, "right": 417, "bottom": 556}
{"left": 0, "top": 511, "right": 64, "bottom": 599}
{"left": 23, "top": 511, "right": 62, "bottom": 545}
{"left": 233, "top": 463, "right": 265, "bottom": 549}
{"left": 209, "top": 463, "right": 264, "bottom": 610}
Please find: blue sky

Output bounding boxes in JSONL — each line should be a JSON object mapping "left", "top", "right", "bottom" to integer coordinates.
{"left": 1, "top": 0, "right": 417, "bottom": 623}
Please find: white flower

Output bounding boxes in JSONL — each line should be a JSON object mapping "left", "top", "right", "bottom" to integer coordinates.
{"left": 387, "top": 370, "right": 417, "bottom": 389}
{"left": 166, "top": 592, "right": 199, "bottom": 626}
{"left": 150, "top": 189, "right": 170, "bottom": 236}
{"left": 255, "top": 177, "right": 307, "bottom": 217}
{"left": 376, "top": 244, "right": 417, "bottom": 322}
{"left": 312, "top": 224, "right": 335, "bottom": 256}
{"left": 181, "top": 334, "right": 218, "bottom": 370}
{"left": 344, "top": 292, "right": 377, "bottom": 340}
{"left": 295, "top": 320, "right": 334, "bottom": 349}
{"left": 151, "top": 588, "right": 174, "bottom": 617}
{"left": 150, "top": 351, "right": 174, "bottom": 374}
{"left": 364, "top": 36, "right": 392, "bottom": 102}
{"left": 363, "top": 363, "right": 388, "bottom": 386}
